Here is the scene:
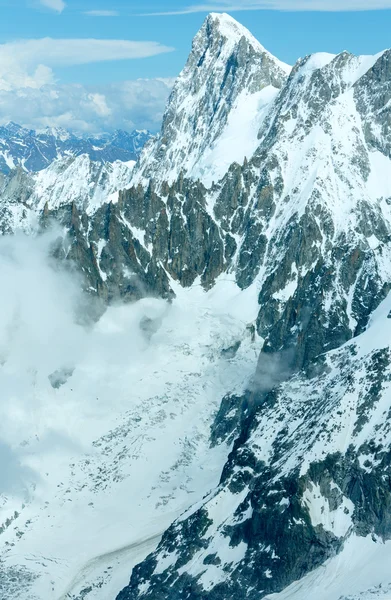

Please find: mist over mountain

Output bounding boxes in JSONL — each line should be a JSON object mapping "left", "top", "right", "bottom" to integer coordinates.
{"left": 1, "top": 11, "right": 391, "bottom": 600}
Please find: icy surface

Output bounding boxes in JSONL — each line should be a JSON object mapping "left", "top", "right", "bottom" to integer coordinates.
{"left": 265, "top": 536, "right": 391, "bottom": 600}
{"left": 192, "top": 86, "right": 280, "bottom": 187}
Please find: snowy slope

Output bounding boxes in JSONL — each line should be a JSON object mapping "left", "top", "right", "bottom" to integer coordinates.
{"left": 0, "top": 244, "right": 262, "bottom": 600}
{"left": 121, "top": 251, "right": 391, "bottom": 600}
{"left": 0, "top": 154, "right": 135, "bottom": 234}
{"left": 266, "top": 535, "right": 391, "bottom": 600}
{"left": 31, "top": 155, "right": 135, "bottom": 214}
{"left": 113, "top": 18, "right": 391, "bottom": 600}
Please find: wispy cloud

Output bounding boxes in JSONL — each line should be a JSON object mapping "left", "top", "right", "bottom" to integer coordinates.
{"left": 142, "top": 0, "right": 391, "bottom": 14}
{"left": 2, "top": 38, "right": 174, "bottom": 69}
{"left": 84, "top": 10, "right": 120, "bottom": 16}
{"left": 40, "top": 0, "right": 66, "bottom": 12}
{"left": 0, "top": 37, "right": 174, "bottom": 132}
{"left": 0, "top": 38, "right": 174, "bottom": 92}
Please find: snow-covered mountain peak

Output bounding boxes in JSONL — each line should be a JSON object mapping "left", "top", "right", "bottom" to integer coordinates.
{"left": 203, "top": 12, "right": 267, "bottom": 54}
{"left": 132, "top": 13, "right": 291, "bottom": 187}
{"left": 289, "top": 48, "right": 387, "bottom": 93}
{"left": 38, "top": 125, "right": 72, "bottom": 141}
{"left": 205, "top": 12, "right": 291, "bottom": 74}
{"left": 4, "top": 15, "right": 391, "bottom": 600}
{"left": 2, "top": 121, "right": 24, "bottom": 134}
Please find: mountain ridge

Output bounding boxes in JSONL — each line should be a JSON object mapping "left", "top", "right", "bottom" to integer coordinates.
{"left": 0, "top": 122, "right": 152, "bottom": 174}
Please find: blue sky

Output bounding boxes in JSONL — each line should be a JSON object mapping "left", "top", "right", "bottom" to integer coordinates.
{"left": 0, "top": 0, "right": 391, "bottom": 133}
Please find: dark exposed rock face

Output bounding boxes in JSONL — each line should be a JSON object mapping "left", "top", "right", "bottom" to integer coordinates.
{"left": 40, "top": 177, "right": 227, "bottom": 303}
{"left": 355, "top": 49, "right": 391, "bottom": 158}
{"left": 118, "top": 333, "right": 391, "bottom": 600}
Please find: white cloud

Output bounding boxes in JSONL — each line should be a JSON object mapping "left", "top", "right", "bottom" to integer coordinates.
{"left": 0, "top": 37, "right": 174, "bottom": 93}
{"left": 0, "top": 38, "right": 174, "bottom": 73}
{"left": 0, "top": 230, "right": 171, "bottom": 495}
{"left": 0, "top": 63, "right": 54, "bottom": 93}
{"left": 144, "top": 0, "right": 391, "bottom": 14}
{"left": 0, "top": 35, "right": 175, "bottom": 132}
{"left": 40, "top": 0, "right": 66, "bottom": 12}
{"left": 0, "top": 78, "right": 173, "bottom": 133}
{"left": 88, "top": 92, "right": 112, "bottom": 117}
{"left": 84, "top": 10, "right": 120, "bottom": 16}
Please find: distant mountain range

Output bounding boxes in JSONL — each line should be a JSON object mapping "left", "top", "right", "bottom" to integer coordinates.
{"left": 0, "top": 122, "right": 152, "bottom": 173}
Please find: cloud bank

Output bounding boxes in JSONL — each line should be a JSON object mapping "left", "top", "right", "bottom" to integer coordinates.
{"left": 0, "top": 37, "right": 174, "bottom": 92}
{"left": 0, "top": 230, "right": 172, "bottom": 498}
{"left": 0, "top": 78, "right": 173, "bottom": 133}
{"left": 0, "top": 231, "right": 84, "bottom": 495}
{"left": 0, "top": 37, "right": 174, "bottom": 133}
